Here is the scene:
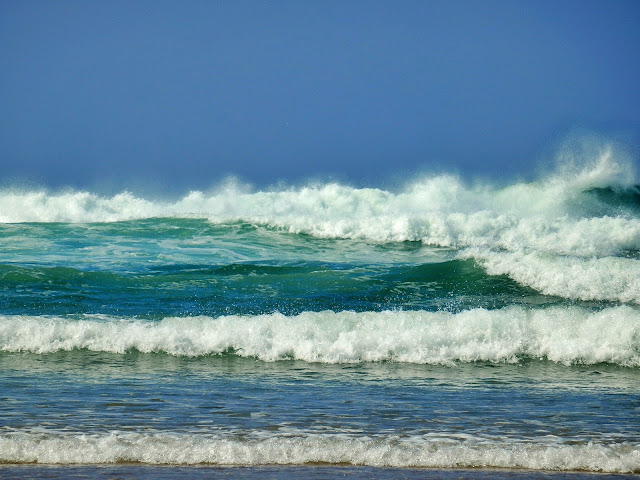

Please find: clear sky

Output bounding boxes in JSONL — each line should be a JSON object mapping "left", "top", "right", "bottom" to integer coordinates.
{"left": 1, "top": 0, "right": 639, "bottom": 191}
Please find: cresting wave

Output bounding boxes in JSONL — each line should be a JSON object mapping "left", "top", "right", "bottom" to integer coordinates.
{"left": 0, "top": 431, "right": 638, "bottom": 472}
{"left": 2, "top": 306, "right": 639, "bottom": 366}
{"left": 465, "top": 249, "right": 640, "bottom": 304}
{"left": 0, "top": 152, "right": 638, "bottom": 242}
{"left": 1, "top": 146, "right": 638, "bottom": 305}
{"left": 0, "top": 148, "right": 637, "bottom": 251}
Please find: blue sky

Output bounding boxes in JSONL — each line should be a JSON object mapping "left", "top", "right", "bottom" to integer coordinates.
{"left": 1, "top": 0, "right": 639, "bottom": 191}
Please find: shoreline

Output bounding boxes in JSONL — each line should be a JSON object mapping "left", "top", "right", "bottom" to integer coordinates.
{"left": 1, "top": 464, "right": 638, "bottom": 480}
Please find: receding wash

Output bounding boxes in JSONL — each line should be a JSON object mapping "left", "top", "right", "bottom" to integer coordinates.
{"left": 0, "top": 149, "right": 639, "bottom": 476}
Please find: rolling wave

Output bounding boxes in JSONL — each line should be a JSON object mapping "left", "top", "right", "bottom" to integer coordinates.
{"left": 2, "top": 306, "right": 638, "bottom": 366}
{"left": 0, "top": 150, "right": 637, "bottom": 251}
{"left": 0, "top": 148, "right": 637, "bottom": 242}
{"left": 1, "top": 146, "right": 638, "bottom": 305}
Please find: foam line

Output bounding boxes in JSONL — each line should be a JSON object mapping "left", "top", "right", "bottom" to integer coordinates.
{"left": 0, "top": 431, "right": 638, "bottom": 472}
{"left": 1, "top": 306, "right": 639, "bottom": 366}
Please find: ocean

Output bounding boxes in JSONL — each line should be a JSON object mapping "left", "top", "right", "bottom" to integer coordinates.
{"left": 1, "top": 150, "right": 639, "bottom": 479}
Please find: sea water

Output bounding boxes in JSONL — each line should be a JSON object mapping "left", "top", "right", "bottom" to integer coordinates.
{"left": 0, "top": 147, "right": 639, "bottom": 478}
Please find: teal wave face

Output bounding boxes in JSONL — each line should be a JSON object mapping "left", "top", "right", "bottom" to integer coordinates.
{"left": 2, "top": 211, "right": 634, "bottom": 318}
{"left": 0, "top": 219, "right": 452, "bottom": 270}
{"left": 0, "top": 257, "right": 550, "bottom": 318}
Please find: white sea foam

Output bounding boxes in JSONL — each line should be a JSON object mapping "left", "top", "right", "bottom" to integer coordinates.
{"left": 0, "top": 431, "right": 638, "bottom": 472}
{"left": 1, "top": 307, "right": 638, "bottom": 366}
{"left": 467, "top": 250, "right": 640, "bottom": 304}
{"left": 0, "top": 146, "right": 636, "bottom": 245}
{"left": 0, "top": 190, "right": 161, "bottom": 223}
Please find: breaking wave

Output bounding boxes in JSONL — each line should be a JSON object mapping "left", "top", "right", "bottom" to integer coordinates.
{"left": 1, "top": 144, "right": 638, "bottom": 305}
{"left": 2, "top": 306, "right": 639, "bottom": 366}
{"left": 0, "top": 431, "right": 638, "bottom": 472}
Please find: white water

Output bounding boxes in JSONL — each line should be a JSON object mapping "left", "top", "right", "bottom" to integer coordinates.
{"left": 1, "top": 306, "right": 639, "bottom": 366}
{"left": 467, "top": 249, "right": 640, "bottom": 304}
{"left": 0, "top": 431, "right": 638, "bottom": 472}
{"left": 0, "top": 147, "right": 635, "bottom": 244}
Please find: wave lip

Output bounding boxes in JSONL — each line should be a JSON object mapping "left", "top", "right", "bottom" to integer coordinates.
{"left": 466, "top": 249, "right": 640, "bottom": 304}
{"left": 0, "top": 432, "right": 638, "bottom": 472}
{"left": 2, "top": 306, "right": 639, "bottom": 366}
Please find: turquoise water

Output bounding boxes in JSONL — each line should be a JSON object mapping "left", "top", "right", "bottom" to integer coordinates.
{"left": 1, "top": 155, "right": 639, "bottom": 476}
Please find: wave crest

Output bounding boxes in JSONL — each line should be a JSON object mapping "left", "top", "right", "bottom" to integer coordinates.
{"left": 2, "top": 307, "right": 639, "bottom": 366}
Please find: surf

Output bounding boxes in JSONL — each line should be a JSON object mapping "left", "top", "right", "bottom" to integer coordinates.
{"left": 0, "top": 430, "right": 638, "bottom": 472}
{"left": 1, "top": 306, "right": 638, "bottom": 366}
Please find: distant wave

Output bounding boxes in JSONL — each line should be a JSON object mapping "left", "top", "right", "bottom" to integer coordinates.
{"left": 0, "top": 430, "right": 638, "bottom": 472}
{"left": 0, "top": 146, "right": 637, "bottom": 233}
{"left": 0, "top": 147, "right": 638, "bottom": 252}
{"left": 2, "top": 306, "right": 639, "bottom": 366}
